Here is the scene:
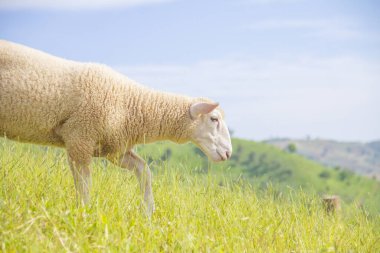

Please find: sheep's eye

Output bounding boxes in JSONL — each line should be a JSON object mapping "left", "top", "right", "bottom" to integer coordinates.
{"left": 211, "top": 117, "right": 219, "bottom": 123}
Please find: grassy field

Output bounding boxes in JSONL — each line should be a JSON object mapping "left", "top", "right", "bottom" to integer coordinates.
{"left": 1, "top": 139, "right": 380, "bottom": 252}
{"left": 138, "top": 138, "right": 380, "bottom": 213}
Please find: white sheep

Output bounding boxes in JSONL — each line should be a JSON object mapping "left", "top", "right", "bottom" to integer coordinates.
{"left": 0, "top": 40, "right": 232, "bottom": 215}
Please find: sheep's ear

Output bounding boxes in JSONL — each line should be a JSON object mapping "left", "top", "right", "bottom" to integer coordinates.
{"left": 190, "top": 102, "right": 219, "bottom": 119}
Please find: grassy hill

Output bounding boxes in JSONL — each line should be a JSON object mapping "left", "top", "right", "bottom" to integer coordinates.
{"left": 266, "top": 138, "right": 380, "bottom": 179}
{"left": 137, "top": 138, "right": 380, "bottom": 213}
{"left": 1, "top": 138, "right": 380, "bottom": 251}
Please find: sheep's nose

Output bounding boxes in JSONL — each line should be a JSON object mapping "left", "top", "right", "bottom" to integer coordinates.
{"left": 226, "top": 151, "right": 231, "bottom": 159}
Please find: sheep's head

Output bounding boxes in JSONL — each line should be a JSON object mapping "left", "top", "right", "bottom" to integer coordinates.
{"left": 189, "top": 102, "right": 232, "bottom": 162}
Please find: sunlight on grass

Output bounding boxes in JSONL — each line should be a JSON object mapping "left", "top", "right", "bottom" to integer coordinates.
{"left": 1, "top": 140, "right": 379, "bottom": 252}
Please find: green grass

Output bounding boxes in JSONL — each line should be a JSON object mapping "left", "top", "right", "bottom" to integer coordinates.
{"left": 1, "top": 139, "right": 380, "bottom": 252}
{"left": 138, "top": 138, "right": 380, "bottom": 213}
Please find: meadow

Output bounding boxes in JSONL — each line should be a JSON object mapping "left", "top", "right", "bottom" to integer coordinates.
{"left": 1, "top": 138, "right": 379, "bottom": 252}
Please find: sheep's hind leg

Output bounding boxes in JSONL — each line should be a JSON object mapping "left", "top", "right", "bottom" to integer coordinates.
{"left": 109, "top": 151, "right": 155, "bottom": 216}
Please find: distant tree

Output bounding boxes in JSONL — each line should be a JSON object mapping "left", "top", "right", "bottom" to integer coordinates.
{"left": 193, "top": 147, "right": 208, "bottom": 173}
{"left": 160, "top": 148, "right": 172, "bottom": 161}
{"left": 231, "top": 144, "right": 244, "bottom": 163}
{"left": 259, "top": 154, "right": 267, "bottom": 164}
{"left": 275, "top": 169, "right": 292, "bottom": 181}
{"left": 165, "top": 148, "right": 172, "bottom": 158}
{"left": 247, "top": 152, "right": 255, "bottom": 163}
{"left": 285, "top": 143, "right": 297, "bottom": 153}
{"left": 147, "top": 156, "right": 154, "bottom": 165}
{"left": 319, "top": 170, "right": 331, "bottom": 179}
{"left": 241, "top": 152, "right": 255, "bottom": 166}
{"left": 338, "top": 170, "right": 350, "bottom": 181}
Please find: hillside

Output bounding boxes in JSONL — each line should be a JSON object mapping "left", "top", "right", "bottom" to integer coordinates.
{"left": 1, "top": 138, "right": 379, "bottom": 252}
{"left": 136, "top": 138, "right": 380, "bottom": 213}
{"left": 266, "top": 139, "right": 380, "bottom": 179}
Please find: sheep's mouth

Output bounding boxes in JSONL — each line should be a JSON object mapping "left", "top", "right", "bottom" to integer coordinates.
{"left": 194, "top": 142, "right": 225, "bottom": 162}
{"left": 216, "top": 150, "right": 226, "bottom": 161}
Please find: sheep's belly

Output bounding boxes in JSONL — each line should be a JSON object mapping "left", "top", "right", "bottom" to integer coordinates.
{"left": 0, "top": 90, "right": 64, "bottom": 146}
{"left": 0, "top": 116, "right": 65, "bottom": 147}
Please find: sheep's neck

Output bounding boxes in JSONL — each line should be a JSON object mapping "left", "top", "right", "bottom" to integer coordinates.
{"left": 127, "top": 88, "right": 193, "bottom": 145}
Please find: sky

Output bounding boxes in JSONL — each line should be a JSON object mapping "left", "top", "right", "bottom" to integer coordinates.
{"left": 1, "top": 0, "right": 379, "bottom": 142}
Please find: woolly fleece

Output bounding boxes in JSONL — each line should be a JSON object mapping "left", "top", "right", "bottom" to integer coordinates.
{"left": 0, "top": 40, "right": 209, "bottom": 157}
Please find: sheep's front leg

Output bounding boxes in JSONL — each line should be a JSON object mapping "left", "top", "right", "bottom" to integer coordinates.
{"left": 68, "top": 156, "right": 92, "bottom": 205}
{"left": 66, "top": 143, "right": 93, "bottom": 205}
{"left": 110, "top": 151, "right": 155, "bottom": 216}
{"left": 56, "top": 120, "right": 95, "bottom": 205}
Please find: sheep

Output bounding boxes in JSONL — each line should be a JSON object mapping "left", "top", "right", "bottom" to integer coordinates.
{"left": 0, "top": 40, "right": 232, "bottom": 215}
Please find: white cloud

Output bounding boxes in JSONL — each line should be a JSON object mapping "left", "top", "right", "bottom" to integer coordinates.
{"left": 245, "top": 0, "right": 304, "bottom": 4}
{"left": 115, "top": 56, "right": 380, "bottom": 141}
{"left": 248, "top": 18, "right": 363, "bottom": 40}
{"left": 0, "top": 0, "right": 175, "bottom": 10}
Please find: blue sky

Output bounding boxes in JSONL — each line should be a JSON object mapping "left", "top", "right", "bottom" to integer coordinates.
{"left": 1, "top": 0, "right": 379, "bottom": 141}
